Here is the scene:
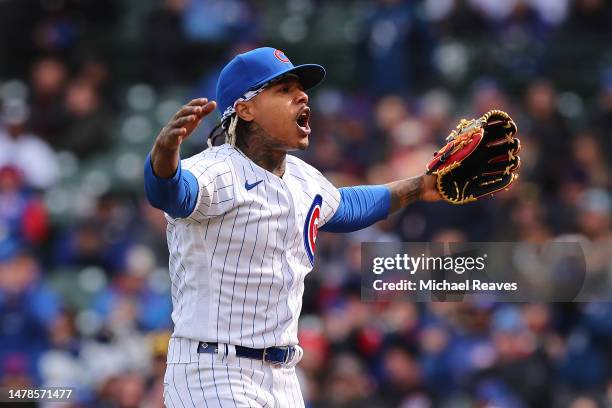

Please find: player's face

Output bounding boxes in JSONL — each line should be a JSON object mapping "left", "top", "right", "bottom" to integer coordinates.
{"left": 247, "top": 77, "right": 311, "bottom": 150}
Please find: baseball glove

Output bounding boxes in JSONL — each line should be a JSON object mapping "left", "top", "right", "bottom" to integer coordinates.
{"left": 426, "top": 110, "right": 520, "bottom": 204}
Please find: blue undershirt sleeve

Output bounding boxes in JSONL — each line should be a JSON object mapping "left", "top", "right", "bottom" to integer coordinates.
{"left": 143, "top": 153, "right": 199, "bottom": 219}
{"left": 319, "top": 185, "right": 391, "bottom": 233}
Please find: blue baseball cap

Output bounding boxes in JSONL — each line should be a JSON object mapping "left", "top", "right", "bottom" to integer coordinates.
{"left": 216, "top": 47, "right": 326, "bottom": 119}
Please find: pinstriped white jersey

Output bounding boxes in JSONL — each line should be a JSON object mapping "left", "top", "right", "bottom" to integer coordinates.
{"left": 166, "top": 143, "right": 340, "bottom": 348}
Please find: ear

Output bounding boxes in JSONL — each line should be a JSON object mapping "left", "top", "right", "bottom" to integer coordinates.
{"left": 235, "top": 101, "right": 255, "bottom": 122}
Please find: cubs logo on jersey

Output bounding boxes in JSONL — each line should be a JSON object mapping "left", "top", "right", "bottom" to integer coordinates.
{"left": 303, "top": 194, "right": 322, "bottom": 266}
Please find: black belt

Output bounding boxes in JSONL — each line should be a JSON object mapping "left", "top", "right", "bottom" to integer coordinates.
{"left": 197, "top": 341, "right": 296, "bottom": 366}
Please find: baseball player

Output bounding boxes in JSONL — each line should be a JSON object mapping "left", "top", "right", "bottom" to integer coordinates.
{"left": 144, "top": 47, "right": 441, "bottom": 407}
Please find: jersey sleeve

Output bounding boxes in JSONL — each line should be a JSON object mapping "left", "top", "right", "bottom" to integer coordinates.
{"left": 319, "top": 185, "right": 391, "bottom": 233}
{"left": 181, "top": 155, "right": 236, "bottom": 222}
{"left": 143, "top": 153, "right": 199, "bottom": 219}
{"left": 313, "top": 169, "right": 341, "bottom": 227}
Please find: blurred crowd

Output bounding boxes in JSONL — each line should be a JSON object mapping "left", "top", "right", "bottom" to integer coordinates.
{"left": 1, "top": 0, "right": 612, "bottom": 407}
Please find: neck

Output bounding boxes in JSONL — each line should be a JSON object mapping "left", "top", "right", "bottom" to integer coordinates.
{"left": 235, "top": 128, "right": 287, "bottom": 178}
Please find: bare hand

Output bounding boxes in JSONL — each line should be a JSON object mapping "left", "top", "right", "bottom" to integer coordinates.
{"left": 150, "top": 98, "right": 216, "bottom": 178}
{"left": 155, "top": 98, "right": 217, "bottom": 151}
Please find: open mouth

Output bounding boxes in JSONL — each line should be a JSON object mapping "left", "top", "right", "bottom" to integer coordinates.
{"left": 296, "top": 107, "right": 311, "bottom": 134}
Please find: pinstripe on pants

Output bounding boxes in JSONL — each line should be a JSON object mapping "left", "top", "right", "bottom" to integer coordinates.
{"left": 163, "top": 338, "right": 304, "bottom": 408}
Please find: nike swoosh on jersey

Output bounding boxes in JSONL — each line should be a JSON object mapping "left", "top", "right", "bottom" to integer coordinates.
{"left": 245, "top": 180, "right": 263, "bottom": 190}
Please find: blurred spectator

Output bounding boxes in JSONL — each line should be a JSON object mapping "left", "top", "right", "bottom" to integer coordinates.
{"left": 183, "top": 0, "right": 258, "bottom": 43}
{"left": 0, "top": 251, "right": 61, "bottom": 381}
{"left": 530, "top": 0, "right": 570, "bottom": 27}
{"left": 54, "top": 194, "right": 135, "bottom": 272}
{"left": 102, "top": 372, "right": 146, "bottom": 408}
{"left": 357, "top": 0, "right": 436, "bottom": 95}
{"left": 0, "top": 98, "right": 60, "bottom": 189}
{"left": 470, "top": 0, "right": 519, "bottom": 21}
{"left": 92, "top": 245, "right": 172, "bottom": 332}
{"left": 144, "top": 0, "right": 191, "bottom": 88}
{"left": 571, "top": 132, "right": 609, "bottom": 188}
{"left": 0, "top": 166, "right": 49, "bottom": 259}
{"left": 425, "top": 0, "right": 488, "bottom": 39}
{"left": 37, "top": 309, "right": 88, "bottom": 400}
{"left": 568, "top": 396, "right": 601, "bottom": 408}
{"left": 471, "top": 79, "right": 512, "bottom": 114}
{"left": 28, "top": 56, "right": 68, "bottom": 142}
{"left": 561, "top": 0, "right": 612, "bottom": 36}
{"left": 32, "top": 4, "right": 79, "bottom": 53}
{"left": 577, "top": 189, "right": 612, "bottom": 242}
{"left": 379, "top": 342, "right": 428, "bottom": 407}
{"left": 322, "top": 353, "right": 381, "bottom": 408}
{"left": 141, "top": 331, "right": 170, "bottom": 407}
{"left": 510, "top": 190, "right": 553, "bottom": 242}
{"left": 591, "top": 72, "right": 612, "bottom": 165}
{"left": 55, "top": 78, "right": 111, "bottom": 159}
{"left": 420, "top": 88, "right": 453, "bottom": 143}
{"left": 487, "top": 306, "right": 554, "bottom": 407}
{"left": 524, "top": 80, "right": 572, "bottom": 194}
{"left": 132, "top": 199, "right": 172, "bottom": 266}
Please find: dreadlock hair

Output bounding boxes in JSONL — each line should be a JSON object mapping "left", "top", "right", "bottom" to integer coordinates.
{"left": 207, "top": 114, "right": 253, "bottom": 149}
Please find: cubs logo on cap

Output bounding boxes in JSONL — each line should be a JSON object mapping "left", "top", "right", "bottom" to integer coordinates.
{"left": 303, "top": 194, "right": 322, "bottom": 266}
{"left": 216, "top": 47, "right": 326, "bottom": 117}
{"left": 274, "top": 49, "right": 290, "bottom": 63}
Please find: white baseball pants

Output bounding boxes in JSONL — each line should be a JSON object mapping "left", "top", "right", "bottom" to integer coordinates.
{"left": 163, "top": 338, "right": 305, "bottom": 408}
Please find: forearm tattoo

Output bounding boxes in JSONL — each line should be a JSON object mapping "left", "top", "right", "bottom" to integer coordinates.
{"left": 387, "top": 176, "right": 424, "bottom": 213}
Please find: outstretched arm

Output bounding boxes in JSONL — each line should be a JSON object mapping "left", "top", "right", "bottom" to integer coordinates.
{"left": 320, "top": 174, "right": 440, "bottom": 233}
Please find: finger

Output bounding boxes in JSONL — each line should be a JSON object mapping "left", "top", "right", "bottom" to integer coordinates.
{"left": 190, "top": 102, "right": 215, "bottom": 119}
{"left": 182, "top": 123, "right": 202, "bottom": 141}
{"left": 166, "top": 128, "right": 186, "bottom": 138}
{"left": 173, "top": 105, "right": 203, "bottom": 120}
{"left": 188, "top": 101, "right": 217, "bottom": 120}
{"left": 200, "top": 100, "right": 217, "bottom": 116}
{"left": 186, "top": 98, "right": 208, "bottom": 107}
{"left": 171, "top": 115, "right": 198, "bottom": 128}
{"left": 171, "top": 98, "right": 209, "bottom": 119}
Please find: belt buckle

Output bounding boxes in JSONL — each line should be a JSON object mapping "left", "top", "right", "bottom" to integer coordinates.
{"left": 283, "top": 346, "right": 295, "bottom": 366}
{"left": 262, "top": 347, "right": 271, "bottom": 364}
{"left": 262, "top": 346, "right": 294, "bottom": 368}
